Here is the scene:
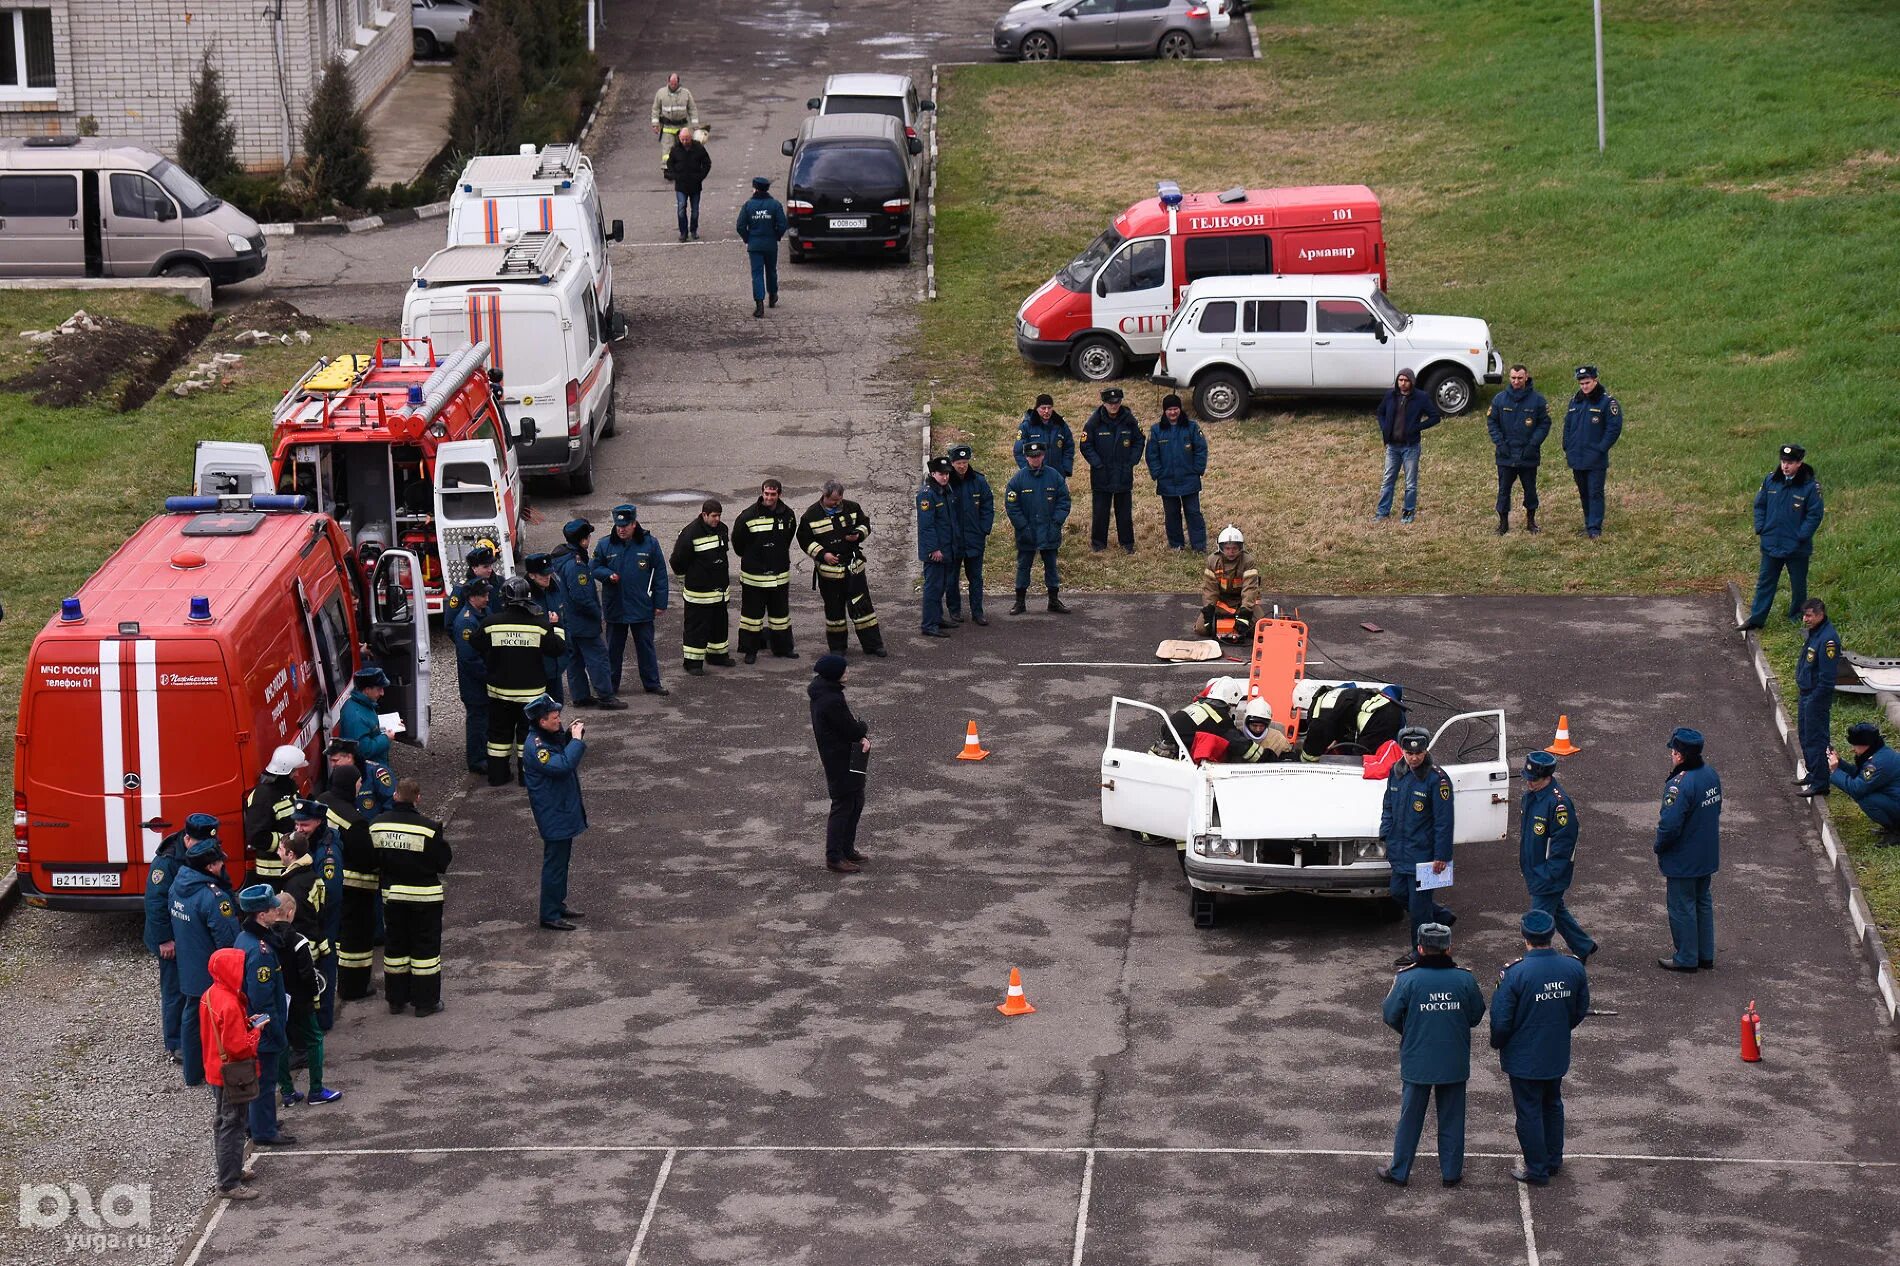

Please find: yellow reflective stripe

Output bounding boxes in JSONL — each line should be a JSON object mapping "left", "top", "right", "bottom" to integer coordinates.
{"left": 487, "top": 629, "right": 546, "bottom": 648}
{"left": 682, "top": 588, "right": 727, "bottom": 602}
{"left": 486, "top": 685, "right": 547, "bottom": 701}
{"left": 737, "top": 616, "right": 764, "bottom": 632}
{"left": 766, "top": 616, "right": 791, "bottom": 629}
{"left": 485, "top": 622, "right": 547, "bottom": 636}
{"left": 683, "top": 646, "right": 706, "bottom": 661}
{"left": 335, "top": 950, "right": 374, "bottom": 967}
{"left": 739, "top": 570, "right": 790, "bottom": 586}
{"left": 384, "top": 884, "right": 445, "bottom": 902}
{"left": 692, "top": 537, "right": 722, "bottom": 551}
{"left": 343, "top": 873, "right": 379, "bottom": 890}
{"left": 383, "top": 958, "right": 410, "bottom": 973}
{"left": 410, "top": 958, "right": 442, "bottom": 976}
{"left": 250, "top": 858, "right": 285, "bottom": 877}
{"left": 817, "top": 564, "right": 845, "bottom": 580}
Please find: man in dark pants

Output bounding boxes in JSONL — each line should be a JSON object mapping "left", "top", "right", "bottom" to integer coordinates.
{"left": 1147, "top": 394, "right": 1208, "bottom": 549}
{"left": 1486, "top": 363, "right": 1550, "bottom": 534}
{"left": 1013, "top": 393, "right": 1074, "bottom": 477}
{"left": 523, "top": 695, "right": 588, "bottom": 931}
{"left": 730, "top": 480, "right": 800, "bottom": 662}
{"left": 593, "top": 503, "right": 671, "bottom": 698}
{"left": 1381, "top": 726, "right": 1456, "bottom": 966}
{"left": 1830, "top": 722, "right": 1900, "bottom": 845}
{"left": 472, "top": 577, "right": 566, "bottom": 786}
{"left": 671, "top": 498, "right": 734, "bottom": 675}
{"left": 1490, "top": 910, "right": 1589, "bottom": 1185}
{"left": 736, "top": 175, "right": 787, "bottom": 318}
{"left": 809, "top": 654, "right": 870, "bottom": 873}
{"left": 945, "top": 444, "right": 995, "bottom": 627}
{"left": 316, "top": 747, "right": 378, "bottom": 1001}
{"left": 144, "top": 813, "right": 219, "bottom": 1062}
{"left": 1795, "top": 598, "right": 1841, "bottom": 798}
{"left": 1654, "top": 727, "right": 1722, "bottom": 971}
{"left": 169, "top": 835, "right": 240, "bottom": 1087}
{"left": 797, "top": 481, "right": 886, "bottom": 656}
{"left": 1005, "top": 441, "right": 1071, "bottom": 615}
{"left": 551, "top": 519, "right": 624, "bottom": 708}
{"left": 1518, "top": 751, "right": 1596, "bottom": 961}
{"left": 371, "top": 778, "right": 452, "bottom": 1014}
{"left": 1080, "top": 387, "right": 1145, "bottom": 553}
{"left": 449, "top": 579, "right": 490, "bottom": 773}
{"left": 1740, "top": 443, "right": 1824, "bottom": 631}
{"left": 1562, "top": 365, "right": 1622, "bottom": 539}
{"left": 1377, "top": 922, "right": 1486, "bottom": 1187}
{"left": 665, "top": 127, "right": 711, "bottom": 242}
{"left": 234, "top": 885, "right": 294, "bottom": 1146}
{"left": 917, "top": 457, "right": 957, "bottom": 637}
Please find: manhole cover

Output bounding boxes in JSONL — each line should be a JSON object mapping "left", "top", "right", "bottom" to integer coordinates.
{"left": 640, "top": 489, "right": 717, "bottom": 504}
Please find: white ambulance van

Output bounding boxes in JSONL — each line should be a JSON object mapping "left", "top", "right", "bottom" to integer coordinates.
{"left": 446, "top": 144, "right": 624, "bottom": 329}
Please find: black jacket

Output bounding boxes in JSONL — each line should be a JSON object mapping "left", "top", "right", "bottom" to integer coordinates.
{"left": 666, "top": 139, "right": 712, "bottom": 195}
{"left": 809, "top": 676, "right": 867, "bottom": 792}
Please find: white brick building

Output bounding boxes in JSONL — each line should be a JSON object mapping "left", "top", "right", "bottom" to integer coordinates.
{"left": 0, "top": 1, "right": 413, "bottom": 170}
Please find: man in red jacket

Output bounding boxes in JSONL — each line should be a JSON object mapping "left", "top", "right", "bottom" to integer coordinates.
{"left": 200, "top": 946, "right": 263, "bottom": 1200}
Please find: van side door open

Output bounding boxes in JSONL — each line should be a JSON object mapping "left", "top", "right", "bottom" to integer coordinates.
{"left": 431, "top": 438, "right": 519, "bottom": 597}
{"left": 1430, "top": 709, "right": 1511, "bottom": 844}
{"left": 367, "top": 548, "right": 431, "bottom": 747}
{"left": 193, "top": 440, "right": 274, "bottom": 497}
{"left": 1101, "top": 697, "right": 1198, "bottom": 841}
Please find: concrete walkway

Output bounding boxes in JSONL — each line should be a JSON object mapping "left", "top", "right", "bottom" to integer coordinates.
{"left": 365, "top": 64, "right": 454, "bottom": 188}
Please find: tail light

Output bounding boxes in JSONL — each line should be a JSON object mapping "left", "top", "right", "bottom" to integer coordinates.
{"left": 883, "top": 199, "right": 912, "bottom": 214}
{"left": 14, "top": 791, "right": 28, "bottom": 863}
{"left": 565, "top": 379, "right": 582, "bottom": 434}
{"left": 787, "top": 199, "right": 815, "bottom": 216}
{"left": 904, "top": 125, "right": 918, "bottom": 139}
{"left": 1187, "top": 3, "right": 1209, "bottom": 15}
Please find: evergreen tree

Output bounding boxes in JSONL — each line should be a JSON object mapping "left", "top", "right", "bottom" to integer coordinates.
{"left": 176, "top": 49, "right": 238, "bottom": 186}
{"left": 303, "top": 58, "right": 372, "bottom": 209}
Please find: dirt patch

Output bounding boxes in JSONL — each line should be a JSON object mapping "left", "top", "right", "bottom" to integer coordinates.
{"left": 4, "top": 312, "right": 214, "bottom": 411}
{"left": 202, "top": 299, "right": 320, "bottom": 353}
{"left": 1710, "top": 149, "right": 1898, "bottom": 200}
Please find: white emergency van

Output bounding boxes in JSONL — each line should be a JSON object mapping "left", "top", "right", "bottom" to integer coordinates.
{"left": 446, "top": 144, "right": 624, "bottom": 328}
{"left": 401, "top": 233, "right": 617, "bottom": 494}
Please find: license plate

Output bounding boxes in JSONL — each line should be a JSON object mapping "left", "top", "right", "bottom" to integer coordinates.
{"left": 830, "top": 217, "right": 868, "bottom": 230}
{"left": 50, "top": 871, "right": 121, "bottom": 889}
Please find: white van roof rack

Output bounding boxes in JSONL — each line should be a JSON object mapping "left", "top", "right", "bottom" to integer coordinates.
{"left": 458, "top": 144, "right": 589, "bottom": 194}
{"left": 412, "top": 233, "right": 570, "bottom": 288}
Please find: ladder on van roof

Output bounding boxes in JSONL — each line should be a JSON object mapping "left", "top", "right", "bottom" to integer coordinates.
{"left": 413, "top": 233, "right": 570, "bottom": 288}
{"left": 459, "top": 144, "right": 587, "bottom": 193}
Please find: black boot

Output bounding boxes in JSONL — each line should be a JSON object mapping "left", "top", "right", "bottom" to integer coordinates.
{"left": 769, "top": 292, "right": 779, "bottom": 308}
{"left": 754, "top": 300, "right": 764, "bottom": 319}
{"left": 1010, "top": 589, "right": 1027, "bottom": 615}
{"left": 1525, "top": 508, "right": 1539, "bottom": 533}
{"left": 684, "top": 660, "right": 705, "bottom": 676}
{"left": 1048, "top": 589, "right": 1071, "bottom": 614}
{"left": 1496, "top": 512, "right": 1509, "bottom": 536}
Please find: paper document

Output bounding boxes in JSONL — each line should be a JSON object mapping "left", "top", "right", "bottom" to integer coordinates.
{"left": 1415, "top": 862, "right": 1453, "bottom": 891}
{"left": 377, "top": 712, "right": 406, "bottom": 736}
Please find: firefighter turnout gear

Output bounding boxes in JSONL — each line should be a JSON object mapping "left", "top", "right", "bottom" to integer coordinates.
{"left": 473, "top": 599, "right": 566, "bottom": 785}
{"left": 242, "top": 771, "right": 299, "bottom": 883}
{"left": 317, "top": 771, "right": 379, "bottom": 999}
{"left": 672, "top": 514, "right": 734, "bottom": 670}
{"left": 797, "top": 497, "right": 885, "bottom": 654}
{"left": 731, "top": 495, "right": 799, "bottom": 657}
{"left": 370, "top": 803, "right": 452, "bottom": 1013}
{"left": 1199, "top": 547, "right": 1261, "bottom": 643}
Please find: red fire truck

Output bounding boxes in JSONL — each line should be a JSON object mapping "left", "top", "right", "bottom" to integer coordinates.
{"left": 192, "top": 338, "right": 525, "bottom": 616}
{"left": 1015, "top": 181, "right": 1388, "bottom": 381}
{"left": 13, "top": 494, "right": 428, "bottom": 910}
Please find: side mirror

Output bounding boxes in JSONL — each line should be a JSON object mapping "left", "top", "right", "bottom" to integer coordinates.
{"left": 155, "top": 202, "right": 177, "bottom": 222}
{"left": 918, "top": 100, "right": 935, "bottom": 112}
{"left": 907, "top": 136, "right": 923, "bottom": 156}
{"left": 514, "top": 418, "right": 538, "bottom": 447}
{"left": 781, "top": 139, "right": 796, "bottom": 157}
{"left": 1373, "top": 325, "right": 1388, "bottom": 344}
{"left": 609, "top": 312, "right": 628, "bottom": 342}
{"left": 806, "top": 97, "right": 821, "bottom": 110}
{"left": 1063, "top": 7, "right": 1078, "bottom": 16}
{"left": 609, "top": 218, "right": 624, "bottom": 242}
{"left": 486, "top": 366, "right": 504, "bottom": 388}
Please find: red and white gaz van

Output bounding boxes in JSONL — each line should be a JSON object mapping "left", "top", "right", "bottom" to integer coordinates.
{"left": 1015, "top": 181, "right": 1387, "bottom": 381}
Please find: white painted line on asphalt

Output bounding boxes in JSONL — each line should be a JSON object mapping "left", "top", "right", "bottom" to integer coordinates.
{"left": 181, "top": 1196, "right": 230, "bottom": 1266}
{"left": 1517, "top": 1181, "right": 1542, "bottom": 1266}
{"left": 625, "top": 1146, "right": 676, "bottom": 1266}
{"left": 1069, "top": 1148, "right": 1096, "bottom": 1266}
{"left": 1018, "top": 661, "right": 1239, "bottom": 668}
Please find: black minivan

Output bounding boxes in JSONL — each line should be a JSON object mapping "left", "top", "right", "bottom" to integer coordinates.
{"left": 780, "top": 115, "right": 921, "bottom": 263}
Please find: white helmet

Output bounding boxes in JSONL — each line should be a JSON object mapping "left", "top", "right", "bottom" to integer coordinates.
{"left": 266, "top": 744, "right": 308, "bottom": 776}
{"left": 1242, "top": 698, "right": 1273, "bottom": 725}
{"left": 1203, "top": 678, "right": 1248, "bottom": 708}
{"left": 1217, "top": 525, "right": 1244, "bottom": 547}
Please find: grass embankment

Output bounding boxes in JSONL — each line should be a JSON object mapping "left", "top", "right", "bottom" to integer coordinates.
{"left": 921, "top": 0, "right": 1900, "bottom": 950}
{"left": 0, "top": 292, "right": 388, "bottom": 810}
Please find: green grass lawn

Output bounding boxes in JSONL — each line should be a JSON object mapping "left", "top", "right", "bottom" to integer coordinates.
{"left": 921, "top": 0, "right": 1900, "bottom": 951}
{"left": 0, "top": 292, "right": 388, "bottom": 813}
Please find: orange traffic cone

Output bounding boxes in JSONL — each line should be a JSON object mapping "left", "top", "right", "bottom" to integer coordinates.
{"left": 956, "top": 719, "right": 990, "bottom": 762}
{"left": 996, "top": 967, "right": 1035, "bottom": 1016}
{"left": 1545, "top": 714, "right": 1581, "bottom": 756}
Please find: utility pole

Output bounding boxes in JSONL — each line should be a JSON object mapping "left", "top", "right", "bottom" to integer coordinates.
{"left": 1593, "top": 0, "right": 1606, "bottom": 153}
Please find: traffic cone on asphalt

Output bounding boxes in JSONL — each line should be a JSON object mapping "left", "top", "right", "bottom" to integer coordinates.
{"left": 956, "top": 719, "right": 990, "bottom": 762}
{"left": 1545, "top": 714, "right": 1582, "bottom": 756}
{"left": 1740, "top": 1000, "right": 1763, "bottom": 1063}
{"left": 996, "top": 967, "right": 1035, "bottom": 1016}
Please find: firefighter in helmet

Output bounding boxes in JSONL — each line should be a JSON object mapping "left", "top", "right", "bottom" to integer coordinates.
{"left": 472, "top": 577, "right": 565, "bottom": 786}
{"left": 1198, "top": 525, "right": 1261, "bottom": 645}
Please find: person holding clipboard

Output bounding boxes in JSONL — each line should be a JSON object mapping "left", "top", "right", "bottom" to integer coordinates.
{"left": 1382, "top": 726, "right": 1456, "bottom": 967}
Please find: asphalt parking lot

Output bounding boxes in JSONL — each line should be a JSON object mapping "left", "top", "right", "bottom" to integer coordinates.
{"left": 171, "top": 594, "right": 1900, "bottom": 1266}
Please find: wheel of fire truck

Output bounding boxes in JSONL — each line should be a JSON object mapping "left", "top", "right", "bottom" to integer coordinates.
{"left": 1069, "top": 334, "right": 1125, "bottom": 383}
{"left": 569, "top": 442, "right": 596, "bottom": 495}
{"left": 1190, "top": 889, "right": 1217, "bottom": 929}
{"left": 602, "top": 390, "right": 618, "bottom": 438}
{"left": 1191, "top": 368, "right": 1250, "bottom": 422}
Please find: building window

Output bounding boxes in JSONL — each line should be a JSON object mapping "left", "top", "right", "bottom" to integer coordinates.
{"left": 0, "top": 8, "right": 57, "bottom": 101}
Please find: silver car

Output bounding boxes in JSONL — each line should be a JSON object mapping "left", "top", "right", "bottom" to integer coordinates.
{"left": 412, "top": 0, "right": 478, "bottom": 58}
{"left": 994, "top": 0, "right": 1216, "bottom": 61}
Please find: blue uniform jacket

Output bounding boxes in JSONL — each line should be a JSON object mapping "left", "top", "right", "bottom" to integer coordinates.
{"left": 593, "top": 529, "right": 669, "bottom": 623}
{"left": 309, "top": 826, "right": 345, "bottom": 943}
{"left": 1519, "top": 780, "right": 1579, "bottom": 897}
{"left": 1382, "top": 957, "right": 1487, "bottom": 1084}
{"left": 1146, "top": 416, "right": 1208, "bottom": 496}
{"left": 1486, "top": 381, "right": 1551, "bottom": 466}
{"left": 1381, "top": 760, "right": 1455, "bottom": 868}
{"left": 1489, "top": 948, "right": 1589, "bottom": 1080}
{"left": 1004, "top": 465, "right": 1070, "bottom": 551}
{"left": 736, "top": 195, "right": 788, "bottom": 250}
{"left": 534, "top": 578, "right": 570, "bottom": 673}
{"left": 949, "top": 467, "right": 995, "bottom": 559}
{"left": 143, "top": 829, "right": 189, "bottom": 952}
{"left": 524, "top": 729, "right": 589, "bottom": 840}
{"left": 1079, "top": 407, "right": 1146, "bottom": 492}
{"left": 451, "top": 603, "right": 488, "bottom": 681}
{"left": 1013, "top": 409, "right": 1075, "bottom": 478}
{"left": 1374, "top": 387, "right": 1439, "bottom": 446}
{"left": 337, "top": 690, "right": 391, "bottom": 763}
{"left": 1654, "top": 761, "right": 1721, "bottom": 877}
{"left": 235, "top": 921, "right": 289, "bottom": 1053}
{"left": 1832, "top": 745, "right": 1900, "bottom": 822}
{"left": 356, "top": 759, "right": 396, "bottom": 821}
{"left": 550, "top": 543, "right": 604, "bottom": 637}
{"left": 1753, "top": 464, "right": 1823, "bottom": 559}
{"left": 1795, "top": 619, "right": 1839, "bottom": 694}
{"left": 169, "top": 864, "right": 239, "bottom": 996}
{"left": 916, "top": 479, "right": 956, "bottom": 562}
{"left": 1561, "top": 386, "right": 1623, "bottom": 471}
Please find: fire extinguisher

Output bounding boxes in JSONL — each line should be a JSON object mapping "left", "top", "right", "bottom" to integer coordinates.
{"left": 1739, "top": 1000, "right": 1762, "bottom": 1063}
